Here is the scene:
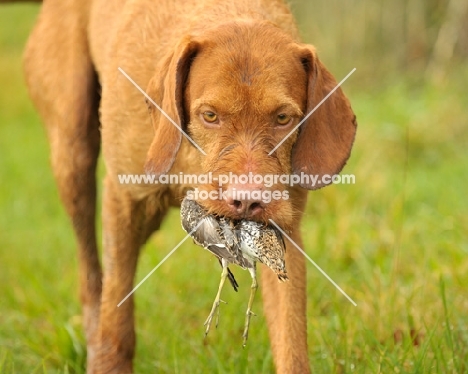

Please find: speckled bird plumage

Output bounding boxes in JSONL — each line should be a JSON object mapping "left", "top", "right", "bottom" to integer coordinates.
{"left": 180, "top": 197, "right": 288, "bottom": 344}
{"left": 237, "top": 220, "right": 288, "bottom": 282}
{"left": 181, "top": 197, "right": 288, "bottom": 280}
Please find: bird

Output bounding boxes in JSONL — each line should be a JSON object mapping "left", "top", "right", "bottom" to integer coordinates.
{"left": 180, "top": 197, "right": 288, "bottom": 345}
{"left": 180, "top": 198, "right": 243, "bottom": 291}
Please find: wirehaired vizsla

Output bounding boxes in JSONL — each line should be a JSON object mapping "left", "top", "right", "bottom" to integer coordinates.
{"left": 20, "top": 0, "right": 356, "bottom": 372}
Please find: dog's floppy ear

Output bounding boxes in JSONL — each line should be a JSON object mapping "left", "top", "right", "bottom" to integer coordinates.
{"left": 292, "top": 45, "right": 357, "bottom": 189}
{"left": 144, "top": 38, "right": 199, "bottom": 175}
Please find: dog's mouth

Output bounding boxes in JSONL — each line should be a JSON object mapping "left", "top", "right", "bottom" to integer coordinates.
{"left": 185, "top": 184, "right": 294, "bottom": 229}
{"left": 180, "top": 197, "right": 285, "bottom": 245}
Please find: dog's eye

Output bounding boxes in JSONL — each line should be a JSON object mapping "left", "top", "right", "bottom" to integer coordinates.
{"left": 202, "top": 111, "right": 218, "bottom": 123}
{"left": 276, "top": 114, "right": 292, "bottom": 126}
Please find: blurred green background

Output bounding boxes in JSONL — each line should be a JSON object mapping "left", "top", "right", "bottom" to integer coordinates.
{"left": 0, "top": 1, "right": 467, "bottom": 373}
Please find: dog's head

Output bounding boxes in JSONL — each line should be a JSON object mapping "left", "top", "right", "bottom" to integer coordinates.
{"left": 144, "top": 21, "right": 356, "bottom": 229}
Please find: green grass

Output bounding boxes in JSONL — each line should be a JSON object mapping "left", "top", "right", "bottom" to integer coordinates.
{"left": 0, "top": 4, "right": 467, "bottom": 374}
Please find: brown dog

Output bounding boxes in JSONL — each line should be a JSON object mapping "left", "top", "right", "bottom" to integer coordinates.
{"left": 22, "top": 0, "right": 356, "bottom": 372}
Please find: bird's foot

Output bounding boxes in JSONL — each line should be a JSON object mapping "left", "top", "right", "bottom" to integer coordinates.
{"left": 204, "top": 265, "right": 229, "bottom": 337}
{"left": 204, "top": 299, "right": 226, "bottom": 336}
{"left": 215, "top": 299, "right": 227, "bottom": 328}
{"left": 242, "top": 309, "right": 256, "bottom": 347}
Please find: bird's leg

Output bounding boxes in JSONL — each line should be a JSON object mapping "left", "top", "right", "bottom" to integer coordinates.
{"left": 204, "top": 259, "right": 229, "bottom": 336}
{"left": 243, "top": 263, "right": 258, "bottom": 346}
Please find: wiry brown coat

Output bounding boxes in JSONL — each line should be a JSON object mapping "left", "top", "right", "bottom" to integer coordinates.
{"left": 22, "top": 0, "right": 356, "bottom": 372}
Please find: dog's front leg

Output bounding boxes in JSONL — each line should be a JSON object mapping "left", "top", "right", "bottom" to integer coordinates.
{"left": 89, "top": 177, "right": 149, "bottom": 374}
{"left": 262, "top": 225, "right": 310, "bottom": 373}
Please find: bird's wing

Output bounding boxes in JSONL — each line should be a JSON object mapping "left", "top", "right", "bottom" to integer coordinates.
{"left": 273, "top": 226, "right": 286, "bottom": 252}
{"left": 181, "top": 197, "right": 253, "bottom": 269}
{"left": 199, "top": 217, "right": 254, "bottom": 269}
{"left": 192, "top": 216, "right": 240, "bottom": 263}
{"left": 181, "top": 198, "right": 231, "bottom": 259}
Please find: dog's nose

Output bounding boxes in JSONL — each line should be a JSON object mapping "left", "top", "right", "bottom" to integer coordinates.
{"left": 224, "top": 183, "right": 265, "bottom": 217}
